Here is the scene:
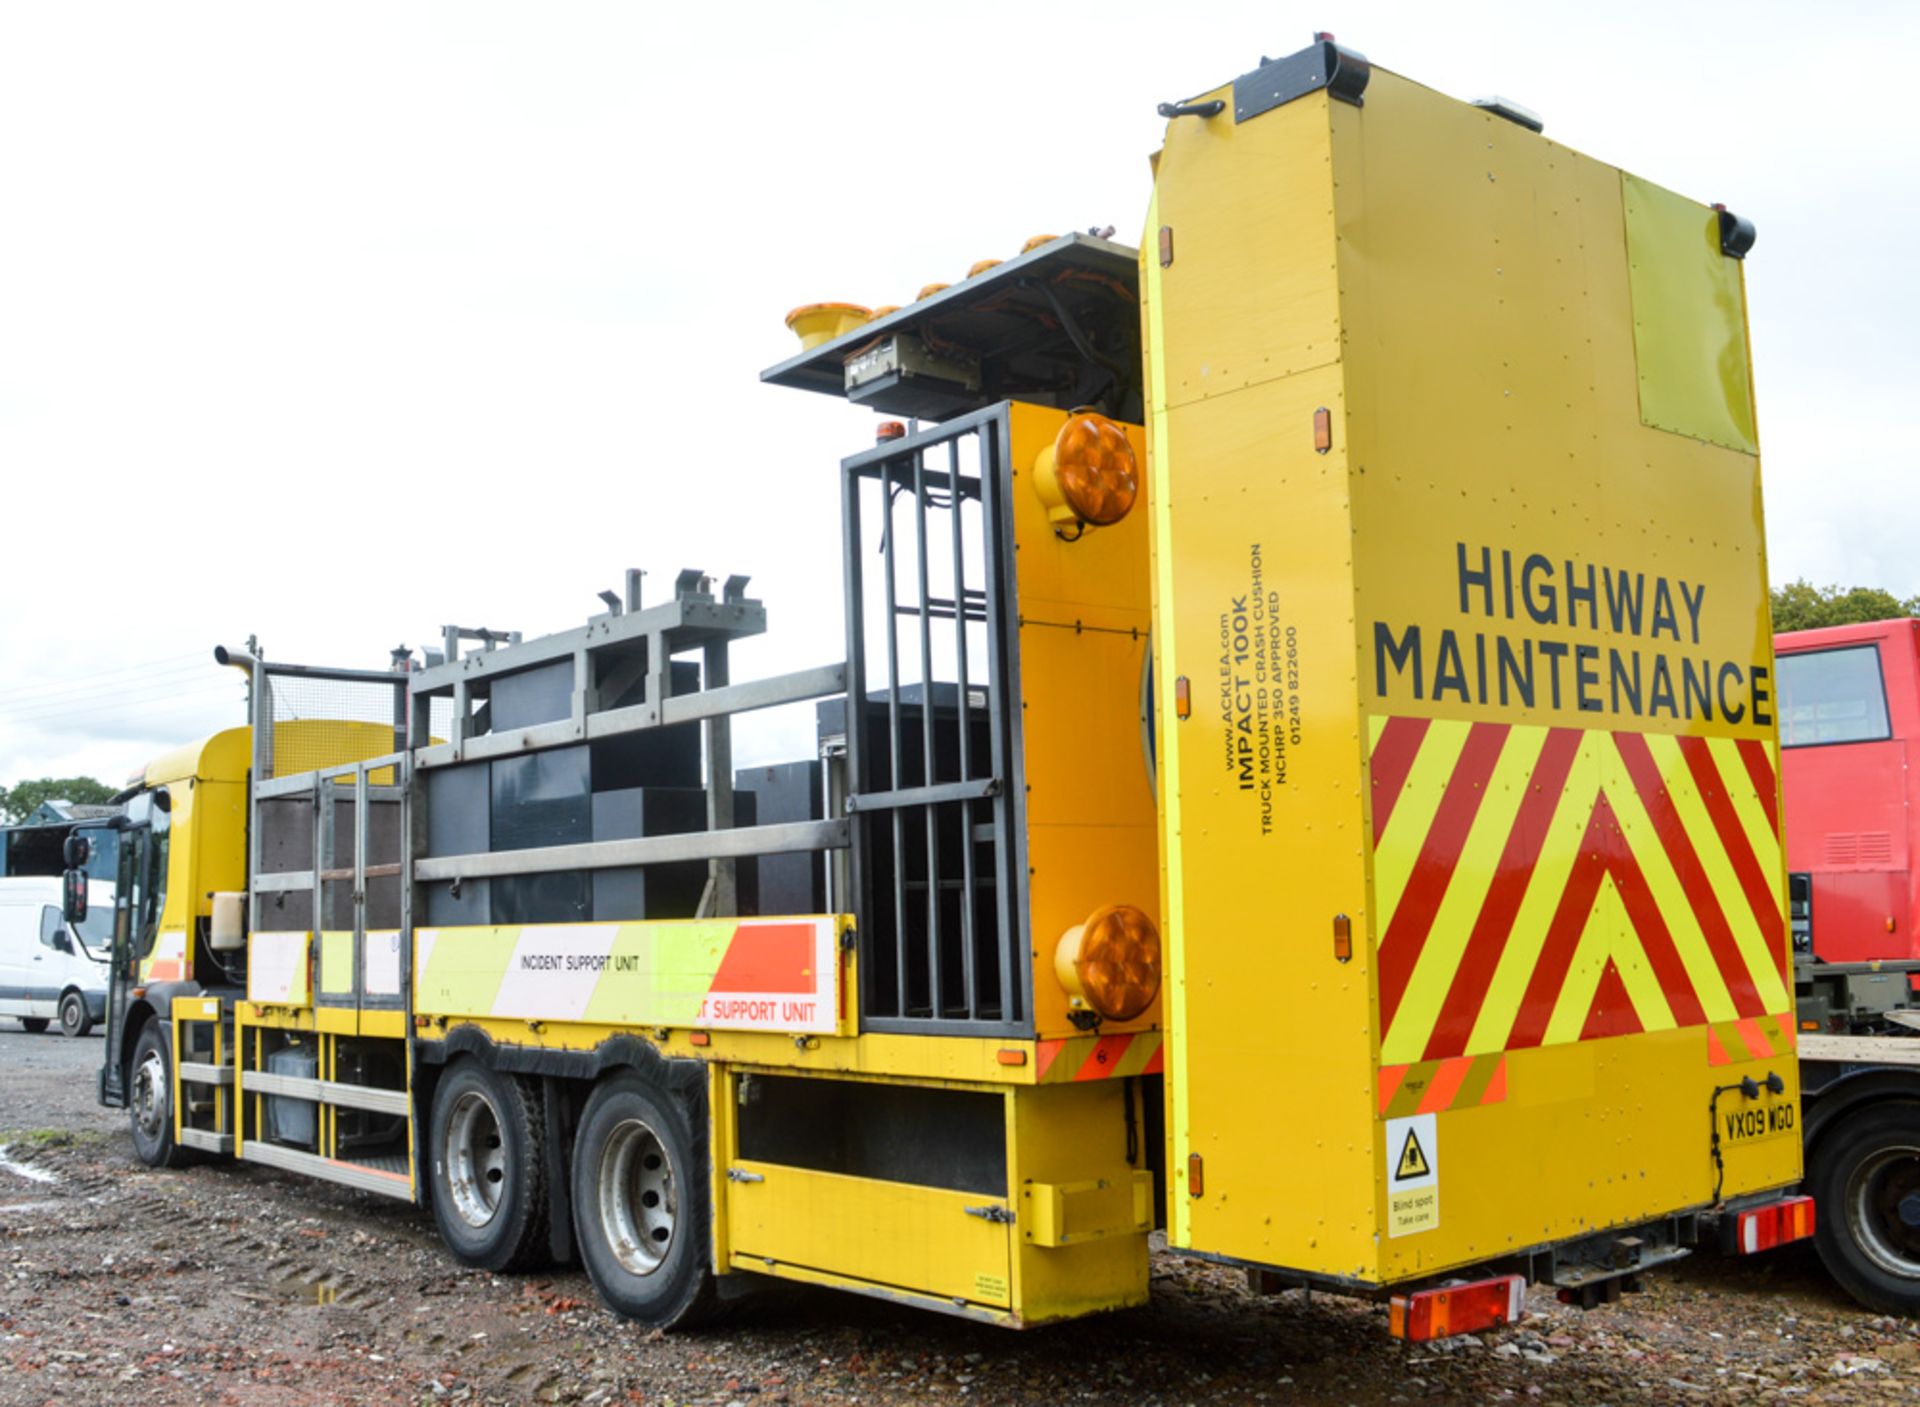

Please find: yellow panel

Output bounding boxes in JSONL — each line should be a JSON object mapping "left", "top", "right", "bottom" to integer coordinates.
{"left": 1006, "top": 403, "right": 1162, "bottom": 1040}
{"left": 1007, "top": 1080, "right": 1151, "bottom": 1323}
{"left": 726, "top": 1159, "right": 1012, "bottom": 1308}
{"left": 1142, "top": 94, "right": 1373, "bottom": 1271}
{"left": 1622, "top": 174, "right": 1758, "bottom": 453}
{"left": 1149, "top": 363, "right": 1377, "bottom": 1274}
{"left": 318, "top": 931, "right": 355, "bottom": 997}
{"left": 1024, "top": 1173, "right": 1153, "bottom": 1248}
{"left": 1144, "top": 62, "right": 1797, "bottom": 1288}
{"left": 239, "top": 1001, "right": 318, "bottom": 1032}
{"left": 1337, "top": 71, "right": 1797, "bottom": 1279}
{"left": 709, "top": 1064, "right": 738, "bottom": 1276}
{"left": 359, "top": 1009, "right": 407, "bottom": 1040}
{"left": 314, "top": 1006, "right": 358, "bottom": 1036}
{"left": 1151, "top": 84, "right": 1341, "bottom": 410}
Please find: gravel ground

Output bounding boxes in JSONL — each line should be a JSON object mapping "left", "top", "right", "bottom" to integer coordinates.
{"left": 2, "top": 1027, "right": 1916, "bottom": 1407}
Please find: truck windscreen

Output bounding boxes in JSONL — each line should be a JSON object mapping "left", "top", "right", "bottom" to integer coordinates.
{"left": 1777, "top": 644, "right": 1892, "bottom": 746}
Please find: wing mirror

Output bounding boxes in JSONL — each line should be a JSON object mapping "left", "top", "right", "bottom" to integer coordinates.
{"left": 62, "top": 866, "right": 88, "bottom": 925}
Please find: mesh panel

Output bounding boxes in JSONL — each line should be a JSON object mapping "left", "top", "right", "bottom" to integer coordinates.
{"left": 263, "top": 673, "right": 408, "bottom": 783}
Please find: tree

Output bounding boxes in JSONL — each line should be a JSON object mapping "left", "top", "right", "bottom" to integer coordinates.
{"left": 0, "top": 776, "right": 118, "bottom": 825}
{"left": 1771, "top": 580, "right": 1920, "bottom": 634}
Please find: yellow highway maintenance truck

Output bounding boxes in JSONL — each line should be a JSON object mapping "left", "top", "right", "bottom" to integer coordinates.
{"left": 73, "top": 37, "right": 1812, "bottom": 1336}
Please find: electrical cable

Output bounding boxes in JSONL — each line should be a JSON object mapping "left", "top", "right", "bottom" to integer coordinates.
{"left": 0, "top": 679, "right": 245, "bottom": 727}
{"left": 0, "top": 656, "right": 208, "bottom": 707}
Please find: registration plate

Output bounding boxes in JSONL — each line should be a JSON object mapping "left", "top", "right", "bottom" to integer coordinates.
{"left": 1723, "top": 1098, "right": 1796, "bottom": 1145}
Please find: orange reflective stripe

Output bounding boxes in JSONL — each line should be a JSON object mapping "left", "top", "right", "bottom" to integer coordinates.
{"left": 1076, "top": 1034, "right": 1136, "bottom": 1081}
{"left": 1377, "top": 1063, "right": 1411, "bottom": 1115}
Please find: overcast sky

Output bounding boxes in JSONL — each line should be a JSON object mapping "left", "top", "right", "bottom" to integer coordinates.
{"left": 2, "top": 0, "right": 1914, "bottom": 789}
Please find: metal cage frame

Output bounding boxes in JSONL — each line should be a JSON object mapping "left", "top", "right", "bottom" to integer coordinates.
{"left": 842, "top": 404, "right": 1033, "bottom": 1038}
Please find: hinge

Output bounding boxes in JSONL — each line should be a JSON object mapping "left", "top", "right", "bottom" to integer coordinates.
{"left": 964, "top": 1204, "right": 1015, "bottom": 1225}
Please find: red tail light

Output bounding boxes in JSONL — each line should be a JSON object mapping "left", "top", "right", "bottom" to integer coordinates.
{"left": 1737, "top": 1195, "right": 1816, "bottom": 1254}
{"left": 1388, "top": 1274, "right": 1526, "bottom": 1341}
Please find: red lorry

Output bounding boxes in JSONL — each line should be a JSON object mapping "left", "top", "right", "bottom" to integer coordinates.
{"left": 1777, "top": 617, "right": 1920, "bottom": 1312}
{"left": 1780, "top": 618, "right": 1920, "bottom": 960}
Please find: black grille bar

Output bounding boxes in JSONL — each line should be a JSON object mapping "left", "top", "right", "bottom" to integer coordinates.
{"left": 841, "top": 405, "right": 1028, "bottom": 1037}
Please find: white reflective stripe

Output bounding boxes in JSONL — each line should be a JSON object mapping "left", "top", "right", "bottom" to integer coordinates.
{"left": 493, "top": 924, "right": 620, "bottom": 1021}
{"left": 248, "top": 932, "right": 308, "bottom": 1003}
{"left": 363, "top": 930, "right": 403, "bottom": 997}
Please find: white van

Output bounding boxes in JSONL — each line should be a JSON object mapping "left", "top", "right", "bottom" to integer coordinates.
{"left": 0, "top": 877, "right": 113, "bottom": 1038}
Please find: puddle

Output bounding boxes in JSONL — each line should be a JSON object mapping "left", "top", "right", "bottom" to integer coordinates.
{"left": 0, "top": 1146, "right": 58, "bottom": 1185}
{"left": 270, "top": 1272, "right": 340, "bottom": 1305}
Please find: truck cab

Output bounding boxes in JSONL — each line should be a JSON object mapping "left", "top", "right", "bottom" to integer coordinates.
{"left": 1778, "top": 619, "right": 1920, "bottom": 963}
{"left": 96, "top": 719, "right": 397, "bottom": 1113}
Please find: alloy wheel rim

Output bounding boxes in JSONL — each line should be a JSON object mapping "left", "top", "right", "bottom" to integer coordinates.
{"left": 446, "top": 1089, "right": 507, "bottom": 1228}
{"left": 132, "top": 1050, "right": 166, "bottom": 1138}
{"left": 597, "top": 1117, "right": 676, "bottom": 1277}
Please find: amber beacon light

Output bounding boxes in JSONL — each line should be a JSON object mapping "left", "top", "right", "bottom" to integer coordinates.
{"left": 1032, "top": 410, "right": 1138, "bottom": 532}
{"left": 1054, "top": 904, "right": 1162, "bottom": 1021}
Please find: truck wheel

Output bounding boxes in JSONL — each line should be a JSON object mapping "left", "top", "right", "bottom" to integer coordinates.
{"left": 1810, "top": 1103, "right": 1920, "bottom": 1314}
{"left": 20, "top": 1018, "right": 49, "bottom": 1034}
{"left": 58, "top": 991, "right": 92, "bottom": 1039}
{"left": 128, "top": 1019, "right": 193, "bottom": 1168}
{"left": 571, "top": 1069, "right": 720, "bottom": 1329}
{"left": 428, "top": 1060, "right": 549, "bottom": 1272}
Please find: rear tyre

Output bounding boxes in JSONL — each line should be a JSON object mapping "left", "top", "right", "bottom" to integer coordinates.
{"left": 571, "top": 1069, "right": 720, "bottom": 1329}
{"left": 20, "top": 1018, "right": 49, "bottom": 1034}
{"left": 1810, "top": 1103, "right": 1920, "bottom": 1314}
{"left": 58, "top": 991, "right": 92, "bottom": 1039}
{"left": 428, "top": 1060, "right": 549, "bottom": 1272}
{"left": 128, "top": 1019, "right": 193, "bottom": 1168}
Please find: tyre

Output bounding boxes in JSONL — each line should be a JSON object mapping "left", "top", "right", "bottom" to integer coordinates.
{"left": 58, "top": 991, "right": 92, "bottom": 1039}
{"left": 1810, "top": 1102, "right": 1920, "bottom": 1314}
{"left": 20, "top": 1017, "right": 49, "bottom": 1034}
{"left": 128, "top": 1019, "right": 193, "bottom": 1168}
{"left": 428, "top": 1060, "right": 549, "bottom": 1272}
{"left": 571, "top": 1068, "right": 720, "bottom": 1329}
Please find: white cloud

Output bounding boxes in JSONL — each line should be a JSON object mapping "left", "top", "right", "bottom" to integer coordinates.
{"left": 2, "top": 0, "right": 1914, "bottom": 784}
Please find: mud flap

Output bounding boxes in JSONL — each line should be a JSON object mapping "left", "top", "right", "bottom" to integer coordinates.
{"left": 544, "top": 1076, "right": 576, "bottom": 1266}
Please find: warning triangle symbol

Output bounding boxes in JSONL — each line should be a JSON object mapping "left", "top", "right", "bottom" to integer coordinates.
{"left": 1395, "top": 1128, "right": 1431, "bottom": 1181}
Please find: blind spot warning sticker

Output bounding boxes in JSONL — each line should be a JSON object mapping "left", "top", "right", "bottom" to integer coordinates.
{"left": 1396, "top": 1127, "right": 1432, "bottom": 1180}
{"left": 1386, "top": 1111, "right": 1439, "bottom": 1238}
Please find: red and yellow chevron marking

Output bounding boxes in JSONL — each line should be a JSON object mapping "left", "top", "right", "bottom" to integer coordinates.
{"left": 1369, "top": 716, "right": 1789, "bottom": 1066}
{"left": 1035, "top": 1032, "right": 1165, "bottom": 1084}
{"left": 1378, "top": 1053, "right": 1508, "bottom": 1118}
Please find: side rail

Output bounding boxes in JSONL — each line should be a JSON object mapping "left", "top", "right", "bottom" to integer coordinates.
{"left": 406, "top": 576, "right": 851, "bottom": 905}
{"left": 252, "top": 753, "right": 409, "bottom": 972}
{"left": 402, "top": 571, "right": 853, "bottom": 1037}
